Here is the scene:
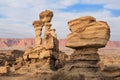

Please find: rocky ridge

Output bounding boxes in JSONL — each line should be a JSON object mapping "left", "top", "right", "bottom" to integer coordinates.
{"left": 0, "top": 39, "right": 120, "bottom": 50}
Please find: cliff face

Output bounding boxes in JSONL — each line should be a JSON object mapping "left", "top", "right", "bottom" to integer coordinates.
{"left": 0, "top": 38, "right": 35, "bottom": 49}
{"left": 107, "top": 41, "right": 120, "bottom": 47}
{"left": 0, "top": 38, "right": 120, "bottom": 50}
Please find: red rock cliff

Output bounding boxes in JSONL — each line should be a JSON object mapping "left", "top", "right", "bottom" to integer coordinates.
{"left": 0, "top": 38, "right": 119, "bottom": 50}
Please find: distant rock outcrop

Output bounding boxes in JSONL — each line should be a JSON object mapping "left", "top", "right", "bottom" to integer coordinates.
{"left": 0, "top": 38, "right": 35, "bottom": 49}
{"left": 0, "top": 39, "right": 120, "bottom": 50}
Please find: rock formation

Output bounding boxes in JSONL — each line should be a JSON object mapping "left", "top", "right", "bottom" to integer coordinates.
{"left": 0, "top": 38, "right": 120, "bottom": 50}
{"left": 59, "top": 16, "right": 110, "bottom": 80}
{"left": 99, "top": 55, "right": 120, "bottom": 80}
{"left": 33, "top": 20, "right": 43, "bottom": 48}
{"left": 0, "top": 10, "right": 66, "bottom": 77}
{"left": 0, "top": 50, "right": 24, "bottom": 75}
{"left": 18, "top": 10, "right": 61, "bottom": 76}
{"left": 66, "top": 16, "right": 110, "bottom": 48}
{"left": 39, "top": 10, "right": 53, "bottom": 23}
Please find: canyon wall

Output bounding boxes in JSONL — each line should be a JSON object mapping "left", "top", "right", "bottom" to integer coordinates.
{"left": 0, "top": 38, "right": 120, "bottom": 50}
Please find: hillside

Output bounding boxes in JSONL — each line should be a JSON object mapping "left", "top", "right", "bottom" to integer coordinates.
{"left": 0, "top": 38, "right": 120, "bottom": 50}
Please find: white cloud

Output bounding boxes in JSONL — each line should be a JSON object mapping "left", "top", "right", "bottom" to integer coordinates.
{"left": 104, "top": 3, "right": 120, "bottom": 10}
{"left": 0, "top": 0, "right": 120, "bottom": 41}
{"left": 0, "top": 24, "right": 34, "bottom": 38}
{"left": 81, "top": 0, "right": 120, "bottom": 10}
{"left": 59, "top": 0, "right": 80, "bottom": 7}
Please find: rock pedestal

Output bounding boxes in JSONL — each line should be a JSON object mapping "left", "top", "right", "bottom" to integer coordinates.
{"left": 69, "top": 48, "right": 101, "bottom": 79}
{"left": 61, "top": 16, "right": 110, "bottom": 80}
{"left": 33, "top": 20, "right": 43, "bottom": 48}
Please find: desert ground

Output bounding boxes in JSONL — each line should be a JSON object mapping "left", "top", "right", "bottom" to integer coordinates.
{"left": 0, "top": 47, "right": 120, "bottom": 80}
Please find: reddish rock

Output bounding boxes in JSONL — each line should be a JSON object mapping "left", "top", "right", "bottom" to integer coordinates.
{"left": 0, "top": 38, "right": 120, "bottom": 50}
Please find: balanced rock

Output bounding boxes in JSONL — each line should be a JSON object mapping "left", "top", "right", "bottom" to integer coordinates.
{"left": 39, "top": 10, "right": 53, "bottom": 23}
{"left": 66, "top": 16, "right": 110, "bottom": 49}
{"left": 60, "top": 16, "right": 111, "bottom": 80}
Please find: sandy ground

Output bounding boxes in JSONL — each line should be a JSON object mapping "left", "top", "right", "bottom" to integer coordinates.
{"left": 0, "top": 47, "right": 120, "bottom": 80}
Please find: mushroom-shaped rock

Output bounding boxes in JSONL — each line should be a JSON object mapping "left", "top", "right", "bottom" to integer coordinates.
{"left": 66, "top": 16, "right": 110, "bottom": 49}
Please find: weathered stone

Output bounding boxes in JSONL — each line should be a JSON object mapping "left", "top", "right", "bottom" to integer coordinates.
{"left": 44, "top": 33, "right": 54, "bottom": 49}
{"left": 27, "top": 10, "right": 59, "bottom": 73}
{"left": 39, "top": 10, "right": 53, "bottom": 23}
{"left": 16, "top": 57, "right": 23, "bottom": 62}
{"left": 33, "top": 20, "right": 43, "bottom": 48}
{"left": 23, "top": 55, "right": 28, "bottom": 60}
{"left": 71, "top": 53, "right": 100, "bottom": 61}
{"left": 20, "top": 10, "right": 59, "bottom": 75}
{"left": 39, "top": 49, "right": 52, "bottom": 59}
{"left": 0, "top": 53, "right": 6, "bottom": 66}
{"left": 4, "top": 11, "right": 113, "bottom": 80}
{"left": 100, "top": 62, "right": 120, "bottom": 79}
{"left": 62, "top": 16, "right": 110, "bottom": 80}
{"left": 44, "top": 23, "right": 59, "bottom": 51}
{"left": 0, "top": 66, "right": 9, "bottom": 74}
{"left": 55, "top": 52, "right": 68, "bottom": 69}
{"left": 70, "top": 60, "right": 99, "bottom": 65}
{"left": 14, "top": 62, "right": 23, "bottom": 70}
{"left": 74, "top": 48, "right": 98, "bottom": 54}
{"left": 102, "top": 71, "right": 120, "bottom": 77}
{"left": 29, "top": 53, "right": 39, "bottom": 59}
{"left": 68, "top": 16, "right": 96, "bottom": 33}
{"left": 44, "top": 23, "right": 52, "bottom": 33}
{"left": 24, "top": 47, "right": 33, "bottom": 55}
{"left": 23, "top": 47, "right": 34, "bottom": 60}
{"left": 100, "top": 64, "right": 120, "bottom": 72}
{"left": 69, "top": 61, "right": 99, "bottom": 68}
{"left": 66, "top": 16, "right": 110, "bottom": 49}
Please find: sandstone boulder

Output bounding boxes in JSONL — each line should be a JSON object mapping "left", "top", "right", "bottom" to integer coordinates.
{"left": 39, "top": 10, "right": 53, "bottom": 23}
{"left": 66, "top": 16, "right": 110, "bottom": 49}
{"left": 68, "top": 16, "right": 96, "bottom": 33}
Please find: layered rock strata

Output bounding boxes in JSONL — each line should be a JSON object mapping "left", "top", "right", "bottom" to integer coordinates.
{"left": 100, "top": 57, "right": 120, "bottom": 80}
{"left": 62, "top": 16, "right": 110, "bottom": 80}
{"left": 66, "top": 16, "right": 110, "bottom": 48}
{"left": 19, "top": 10, "right": 60, "bottom": 75}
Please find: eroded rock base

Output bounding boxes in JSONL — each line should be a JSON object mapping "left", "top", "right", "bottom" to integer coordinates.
{"left": 58, "top": 48, "right": 105, "bottom": 80}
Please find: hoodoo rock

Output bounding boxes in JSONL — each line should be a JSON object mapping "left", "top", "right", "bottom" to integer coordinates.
{"left": 22, "top": 10, "right": 59, "bottom": 72}
{"left": 66, "top": 16, "right": 110, "bottom": 49}
{"left": 14, "top": 10, "right": 65, "bottom": 79}
{"left": 59, "top": 16, "right": 111, "bottom": 80}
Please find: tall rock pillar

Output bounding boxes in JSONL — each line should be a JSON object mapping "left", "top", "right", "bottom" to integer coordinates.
{"left": 32, "top": 20, "right": 43, "bottom": 49}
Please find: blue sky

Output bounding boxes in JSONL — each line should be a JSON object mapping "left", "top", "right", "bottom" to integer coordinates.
{"left": 0, "top": 0, "right": 120, "bottom": 41}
